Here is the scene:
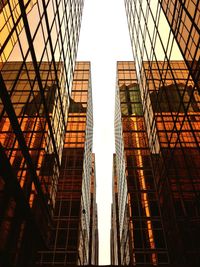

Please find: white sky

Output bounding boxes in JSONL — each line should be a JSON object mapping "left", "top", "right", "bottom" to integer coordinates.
{"left": 77, "top": 0, "right": 132, "bottom": 264}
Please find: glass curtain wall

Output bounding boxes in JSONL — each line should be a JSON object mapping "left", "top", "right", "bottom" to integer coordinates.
{"left": 36, "top": 62, "right": 94, "bottom": 266}
{"left": 114, "top": 61, "right": 168, "bottom": 265}
{"left": 0, "top": 1, "right": 84, "bottom": 266}
{"left": 124, "top": 0, "right": 200, "bottom": 264}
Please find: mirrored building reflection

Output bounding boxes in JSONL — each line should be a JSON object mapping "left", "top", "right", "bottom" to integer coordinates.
{"left": 124, "top": 0, "right": 199, "bottom": 90}
{"left": 113, "top": 62, "right": 169, "bottom": 266}
{"left": 36, "top": 62, "right": 97, "bottom": 266}
{"left": 89, "top": 154, "right": 99, "bottom": 265}
{"left": 141, "top": 60, "right": 200, "bottom": 265}
{"left": 0, "top": 0, "right": 84, "bottom": 93}
{"left": 0, "top": 0, "right": 37, "bottom": 62}
{"left": 113, "top": 62, "right": 200, "bottom": 266}
{"left": 0, "top": 61, "right": 66, "bottom": 266}
{"left": 0, "top": 61, "right": 98, "bottom": 266}
{"left": 160, "top": 0, "right": 200, "bottom": 91}
{"left": 0, "top": 1, "right": 87, "bottom": 266}
{"left": 110, "top": 154, "right": 121, "bottom": 266}
{"left": 122, "top": 0, "right": 200, "bottom": 265}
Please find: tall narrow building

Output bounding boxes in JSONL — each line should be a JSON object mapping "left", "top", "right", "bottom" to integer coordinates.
{"left": 0, "top": 61, "right": 66, "bottom": 266}
{"left": 0, "top": 1, "right": 85, "bottom": 266}
{"left": 110, "top": 154, "right": 121, "bottom": 266}
{"left": 142, "top": 60, "right": 200, "bottom": 265}
{"left": 122, "top": 0, "right": 200, "bottom": 265}
{"left": 89, "top": 154, "right": 99, "bottom": 265}
{"left": 36, "top": 61, "right": 94, "bottom": 266}
{"left": 114, "top": 60, "right": 200, "bottom": 265}
{"left": 114, "top": 61, "right": 169, "bottom": 265}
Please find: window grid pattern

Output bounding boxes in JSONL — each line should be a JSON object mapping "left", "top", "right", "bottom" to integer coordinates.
{"left": 0, "top": 0, "right": 37, "bottom": 62}
{"left": 0, "top": 62, "right": 66, "bottom": 266}
{"left": 124, "top": 0, "right": 200, "bottom": 263}
{"left": 142, "top": 61, "right": 200, "bottom": 264}
{"left": 160, "top": 0, "right": 200, "bottom": 92}
{"left": 115, "top": 61, "right": 169, "bottom": 265}
{"left": 0, "top": 1, "right": 84, "bottom": 266}
{"left": 36, "top": 62, "right": 94, "bottom": 266}
{"left": 110, "top": 154, "right": 121, "bottom": 265}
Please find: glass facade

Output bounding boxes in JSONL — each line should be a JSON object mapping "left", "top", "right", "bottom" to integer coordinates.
{"left": 124, "top": 0, "right": 199, "bottom": 97}
{"left": 142, "top": 60, "right": 200, "bottom": 264}
{"left": 114, "top": 60, "right": 200, "bottom": 266}
{"left": 0, "top": 1, "right": 85, "bottom": 266}
{"left": 0, "top": 0, "right": 84, "bottom": 93}
{"left": 36, "top": 61, "right": 94, "bottom": 266}
{"left": 160, "top": 0, "right": 200, "bottom": 91}
{"left": 110, "top": 154, "right": 121, "bottom": 266}
{"left": 89, "top": 154, "right": 99, "bottom": 265}
{"left": 114, "top": 62, "right": 168, "bottom": 265}
{"left": 0, "top": 61, "right": 66, "bottom": 266}
{"left": 124, "top": 0, "right": 200, "bottom": 264}
{"left": 0, "top": 0, "right": 37, "bottom": 62}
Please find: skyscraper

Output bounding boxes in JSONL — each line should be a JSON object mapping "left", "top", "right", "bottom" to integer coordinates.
{"left": 0, "top": 61, "right": 66, "bottom": 266}
{"left": 0, "top": 1, "right": 86, "bottom": 266}
{"left": 113, "top": 61, "right": 169, "bottom": 266}
{"left": 112, "top": 1, "right": 200, "bottom": 266}
{"left": 0, "top": 63, "right": 97, "bottom": 266}
{"left": 113, "top": 57, "right": 200, "bottom": 265}
{"left": 143, "top": 60, "right": 200, "bottom": 264}
{"left": 123, "top": 1, "right": 200, "bottom": 264}
{"left": 114, "top": 60, "right": 200, "bottom": 266}
{"left": 89, "top": 154, "right": 99, "bottom": 265}
{"left": 36, "top": 61, "right": 95, "bottom": 266}
{"left": 110, "top": 154, "right": 120, "bottom": 266}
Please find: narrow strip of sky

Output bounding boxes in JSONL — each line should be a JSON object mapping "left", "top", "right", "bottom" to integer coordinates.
{"left": 77, "top": 0, "right": 132, "bottom": 264}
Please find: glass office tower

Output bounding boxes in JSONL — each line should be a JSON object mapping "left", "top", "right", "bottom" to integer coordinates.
{"left": 114, "top": 62, "right": 168, "bottom": 265}
{"left": 89, "top": 154, "right": 99, "bottom": 265}
{"left": 0, "top": 61, "right": 66, "bottom": 266}
{"left": 124, "top": 0, "right": 200, "bottom": 265}
{"left": 36, "top": 61, "right": 94, "bottom": 266}
{"left": 141, "top": 60, "right": 200, "bottom": 265}
{"left": 0, "top": 1, "right": 84, "bottom": 266}
{"left": 110, "top": 154, "right": 121, "bottom": 266}
{"left": 114, "top": 60, "right": 200, "bottom": 265}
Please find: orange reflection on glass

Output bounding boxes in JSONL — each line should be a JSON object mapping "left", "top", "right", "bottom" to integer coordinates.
{"left": 130, "top": 116, "right": 157, "bottom": 265}
{"left": 29, "top": 183, "right": 35, "bottom": 208}
{"left": 156, "top": 111, "right": 200, "bottom": 148}
{"left": 0, "top": 0, "right": 37, "bottom": 63}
